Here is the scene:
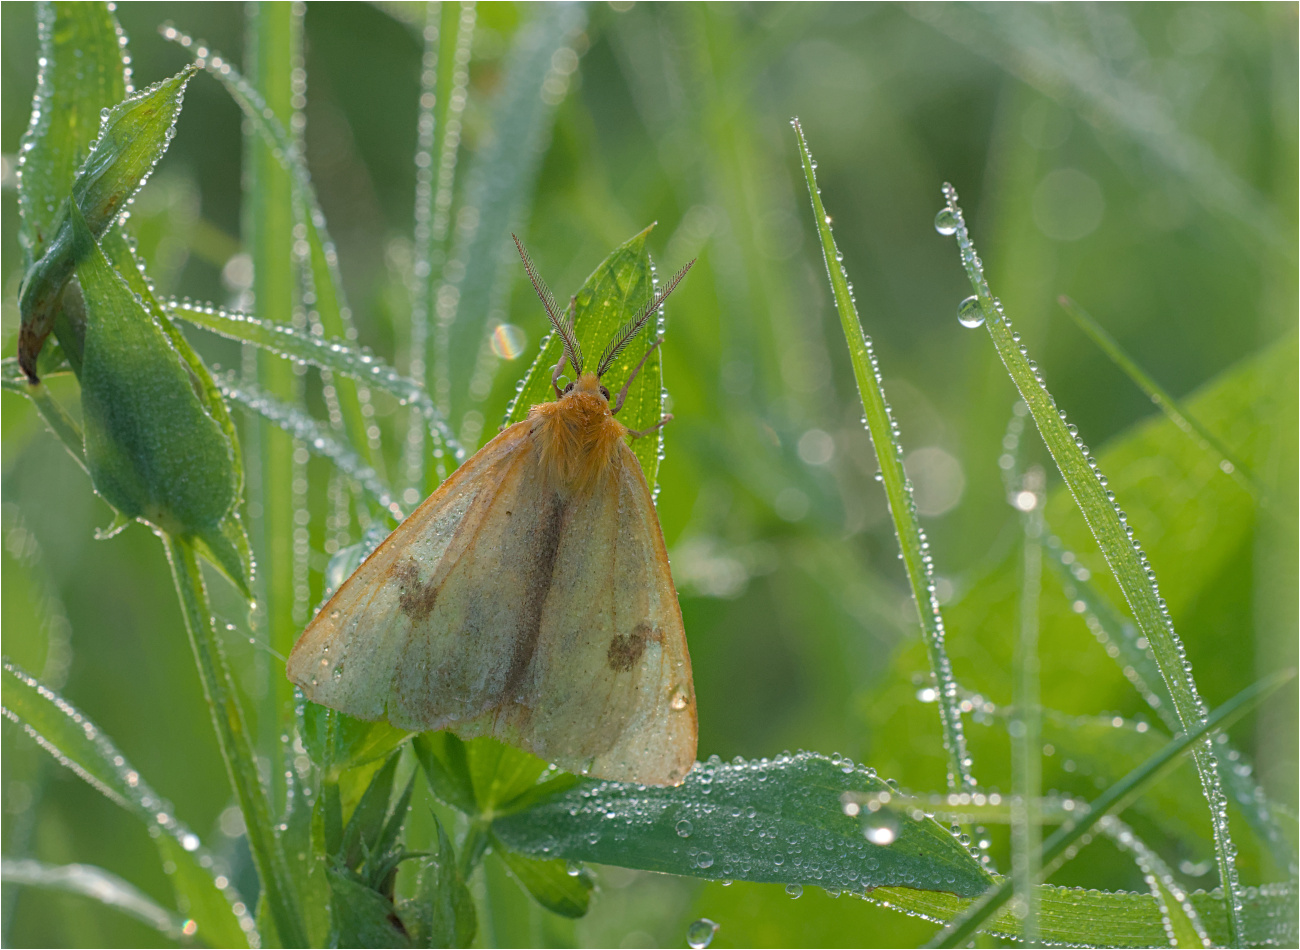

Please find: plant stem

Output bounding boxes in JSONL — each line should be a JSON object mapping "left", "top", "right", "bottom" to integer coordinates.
{"left": 1011, "top": 469, "right": 1043, "bottom": 947}
{"left": 163, "top": 534, "right": 307, "bottom": 947}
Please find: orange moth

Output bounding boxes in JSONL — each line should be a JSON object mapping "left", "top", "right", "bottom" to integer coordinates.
{"left": 286, "top": 238, "right": 697, "bottom": 786}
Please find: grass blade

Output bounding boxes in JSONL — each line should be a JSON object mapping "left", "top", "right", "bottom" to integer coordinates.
{"left": 793, "top": 119, "right": 974, "bottom": 789}
{"left": 1, "top": 364, "right": 86, "bottom": 473}
{"left": 217, "top": 373, "right": 403, "bottom": 520}
{"left": 935, "top": 184, "right": 1251, "bottom": 942}
{"left": 928, "top": 669, "right": 1294, "bottom": 947}
{"left": 1057, "top": 295, "right": 1264, "bottom": 501}
{"left": 1, "top": 661, "right": 252, "bottom": 945}
{"left": 405, "top": 0, "right": 477, "bottom": 495}
{"left": 1, "top": 859, "right": 189, "bottom": 940}
{"left": 167, "top": 299, "right": 463, "bottom": 461}
{"left": 1011, "top": 469, "right": 1044, "bottom": 945}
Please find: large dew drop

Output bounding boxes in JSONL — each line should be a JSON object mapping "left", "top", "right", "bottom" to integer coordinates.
{"left": 957, "top": 296, "right": 985, "bottom": 329}
{"left": 686, "top": 918, "right": 719, "bottom": 949}
{"left": 934, "top": 208, "right": 959, "bottom": 235}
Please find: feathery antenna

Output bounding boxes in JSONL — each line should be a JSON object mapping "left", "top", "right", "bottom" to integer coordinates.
{"left": 596, "top": 259, "right": 694, "bottom": 378}
{"left": 513, "top": 235, "right": 583, "bottom": 375}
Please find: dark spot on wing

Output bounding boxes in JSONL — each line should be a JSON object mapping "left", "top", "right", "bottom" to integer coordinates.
{"left": 395, "top": 558, "right": 438, "bottom": 623}
{"left": 503, "top": 491, "right": 566, "bottom": 696}
{"left": 607, "top": 622, "right": 659, "bottom": 672}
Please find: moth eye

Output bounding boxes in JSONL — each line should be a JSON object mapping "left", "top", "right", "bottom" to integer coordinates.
{"left": 562, "top": 382, "right": 575, "bottom": 395}
{"left": 600, "top": 385, "right": 610, "bottom": 401}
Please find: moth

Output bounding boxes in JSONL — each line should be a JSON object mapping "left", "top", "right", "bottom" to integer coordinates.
{"left": 286, "top": 237, "right": 698, "bottom": 786}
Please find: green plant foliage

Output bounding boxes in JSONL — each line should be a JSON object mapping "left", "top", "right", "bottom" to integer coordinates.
{"left": 2, "top": 3, "right": 1294, "bottom": 948}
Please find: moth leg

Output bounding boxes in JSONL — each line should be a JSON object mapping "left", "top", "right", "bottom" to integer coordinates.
{"left": 627, "top": 413, "right": 673, "bottom": 439}
{"left": 612, "top": 337, "right": 663, "bottom": 415}
{"left": 550, "top": 350, "right": 569, "bottom": 398}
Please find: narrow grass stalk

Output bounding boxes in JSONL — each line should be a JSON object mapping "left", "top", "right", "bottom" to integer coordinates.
{"left": 929, "top": 669, "right": 1293, "bottom": 948}
{"left": 1012, "top": 469, "right": 1044, "bottom": 947}
{"left": 0, "top": 368, "right": 86, "bottom": 474}
{"left": 936, "top": 184, "right": 1248, "bottom": 942}
{"left": 794, "top": 120, "right": 973, "bottom": 788}
{"left": 1056, "top": 295, "right": 1263, "bottom": 501}
{"left": 163, "top": 535, "right": 306, "bottom": 947}
{"left": 245, "top": 0, "right": 301, "bottom": 813}
{"left": 404, "top": 0, "right": 476, "bottom": 495}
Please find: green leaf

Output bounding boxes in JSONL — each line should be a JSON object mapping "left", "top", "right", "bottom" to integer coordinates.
{"left": 70, "top": 203, "right": 241, "bottom": 553}
{"left": 506, "top": 226, "right": 671, "bottom": 489}
{"left": 17, "top": 1, "right": 126, "bottom": 264}
{"left": 19, "top": 65, "right": 197, "bottom": 380}
{"left": 492, "top": 752, "right": 993, "bottom": 896}
{"left": 412, "top": 733, "right": 477, "bottom": 815}
{"left": 327, "top": 867, "right": 413, "bottom": 949}
{"left": 0, "top": 660, "right": 251, "bottom": 947}
{"left": 493, "top": 845, "right": 593, "bottom": 918}
{"left": 409, "top": 816, "right": 476, "bottom": 949}
{"left": 466, "top": 736, "right": 550, "bottom": 815}
{"left": 935, "top": 184, "right": 1248, "bottom": 941}
{"left": 793, "top": 120, "right": 972, "bottom": 789}
{"left": 341, "top": 750, "right": 403, "bottom": 868}
{"left": 1, "top": 858, "right": 189, "bottom": 941}
{"left": 302, "top": 703, "right": 410, "bottom": 779}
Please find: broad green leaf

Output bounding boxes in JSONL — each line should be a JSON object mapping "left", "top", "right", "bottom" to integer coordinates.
{"left": 794, "top": 121, "right": 971, "bottom": 788}
{"left": 493, "top": 846, "right": 593, "bottom": 918}
{"left": 302, "top": 702, "right": 410, "bottom": 779}
{"left": 19, "top": 65, "right": 196, "bottom": 379}
{"left": 17, "top": 1, "right": 126, "bottom": 264}
{"left": 71, "top": 203, "right": 241, "bottom": 553}
{"left": 413, "top": 733, "right": 477, "bottom": 815}
{"left": 506, "top": 226, "right": 671, "bottom": 489}
{"left": 327, "top": 868, "right": 412, "bottom": 949}
{"left": 409, "top": 816, "right": 476, "bottom": 949}
{"left": 936, "top": 185, "right": 1246, "bottom": 942}
{"left": 0, "top": 661, "right": 251, "bottom": 947}
{"left": 1, "top": 859, "right": 188, "bottom": 941}
{"left": 466, "top": 736, "right": 550, "bottom": 815}
{"left": 492, "top": 752, "right": 993, "bottom": 897}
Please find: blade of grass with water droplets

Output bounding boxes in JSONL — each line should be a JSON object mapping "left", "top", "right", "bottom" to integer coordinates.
{"left": 1057, "top": 295, "right": 1265, "bottom": 501}
{"left": 0, "top": 662, "right": 252, "bottom": 946}
{"left": 1, "top": 859, "right": 190, "bottom": 940}
{"left": 218, "top": 373, "right": 403, "bottom": 520}
{"left": 1011, "top": 469, "right": 1044, "bottom": 945}
{"left": 438, "top": 4, "right": 585, "bottom": 429}
{"left": 927, "top": 668, "right": 1292, "bottom": 947}
{"left": 160, "top": 21, "right": 385, "bottom": 476}
{"left": 168, "top": 298, "right": 463, "bottom": 460}
{"left": 405, "top": 1, "right": 476, "bottom": 497}
{"left": 1000, "top": 399, "right": 1296, "bottom": 877}
{"left": 793, "top": 120, "right": 973, "bottom": 790}
{"left": 936, "top": 183, "right": 1249, "bottom": 943}
{"left": 1102, "top": 815, "right": 1213, "bottom": 949}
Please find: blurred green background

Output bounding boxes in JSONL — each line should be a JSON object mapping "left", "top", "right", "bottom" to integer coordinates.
{"left": 2, "top": 2, "right": 1296, "bottom": 946}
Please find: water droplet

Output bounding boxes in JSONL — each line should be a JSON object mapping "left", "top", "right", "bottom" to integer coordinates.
{"left": 785, "top": 883, "right": 803, "bottom": 899}
{"left": 957, "top": 296, "right": 985, "bottom": 329}
{"left": 676, "top": 819, "right": 693, "bottom": 838}
{"left": 697, "top": 851, "right": 714, "bottom": 869}
{"left": 687, "top": 918, "right": 719, "bottom": 949}
{"left": 934, "top": 208, "right": 959, "bottom": 235}
{"left": 864, "top": 811, "right": 900, "bottom": 845}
